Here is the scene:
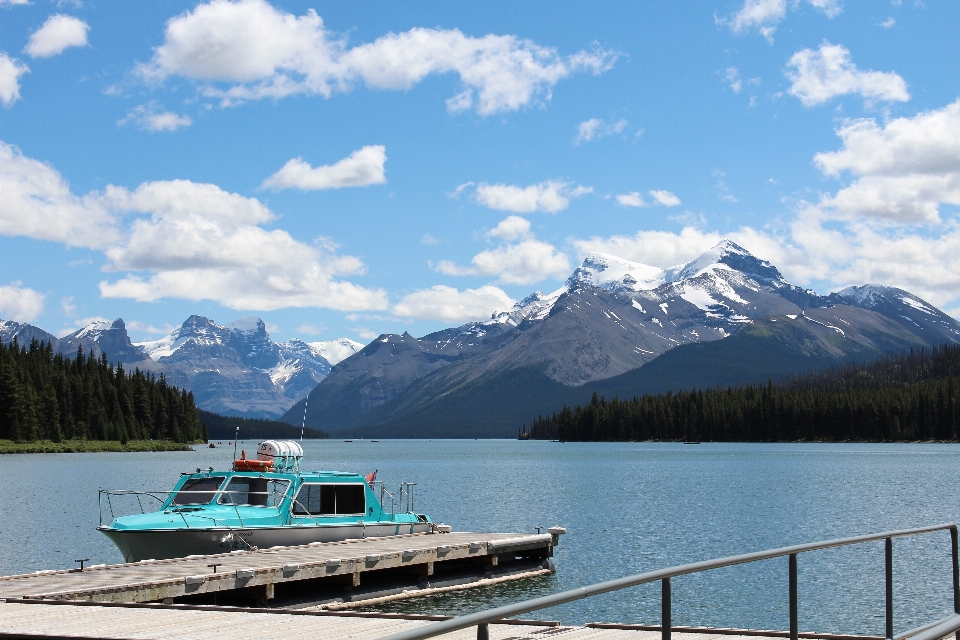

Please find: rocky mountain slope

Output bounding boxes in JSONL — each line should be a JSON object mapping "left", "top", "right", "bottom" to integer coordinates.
{"left": 0, "top": 315, "right": 362, "bottom": 419}
{"left": 283, "top": 240, "right": 960, "bottom": 437}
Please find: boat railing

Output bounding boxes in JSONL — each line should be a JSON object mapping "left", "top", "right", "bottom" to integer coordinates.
{"left": 373, "top": 482, "right": 417, "bottom": 519}
{"left": 375, "top": 523, "right": 960, "bottom": 640}
{"left": 98, "top": 488, "right": 287, "bottom": 531}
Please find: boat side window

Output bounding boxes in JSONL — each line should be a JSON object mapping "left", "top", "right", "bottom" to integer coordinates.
{"left": 293, "top": 483, "right": 365, "bottom": 516}
{"left": 172, "top": 477, "right": 224, "bottom": 505}
{"left": 218, "top": 477, "right": 290, "bottom": 507}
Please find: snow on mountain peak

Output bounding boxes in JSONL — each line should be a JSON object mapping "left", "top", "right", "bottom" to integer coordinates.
{"left": 570, "top": 253, "right": 667, "bottom": 291}
{"left": 489, "top": 286, "right": 565, "bottom": 325}
{"left": 306, "top": 338, "right": 364, "bottom": 365}
{"left": 225, "top": 316, "right": 263, "bottom": 333}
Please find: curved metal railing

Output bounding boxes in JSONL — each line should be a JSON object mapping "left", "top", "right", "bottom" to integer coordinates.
{"left": 376, "top": 523, "right": 960, "bottom": 640}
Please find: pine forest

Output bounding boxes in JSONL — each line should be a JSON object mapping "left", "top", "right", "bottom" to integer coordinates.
{"left": 524, "top": 344, "right": 960, "bottom": 443}
{"left": 0, "top": 338, "right": 206, "bottom": 444}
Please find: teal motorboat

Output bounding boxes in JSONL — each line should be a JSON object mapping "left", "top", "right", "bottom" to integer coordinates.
{"left": 98, "top": 440, "right": 432, "bottom": 562}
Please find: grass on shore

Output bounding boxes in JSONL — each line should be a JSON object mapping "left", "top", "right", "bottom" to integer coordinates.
{"left": 0, "top": 439, "right": 199, "bottom": 454}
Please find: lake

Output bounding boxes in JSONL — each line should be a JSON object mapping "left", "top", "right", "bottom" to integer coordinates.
{"left": 1, "top": 440, "right": 957, "bottom": 635}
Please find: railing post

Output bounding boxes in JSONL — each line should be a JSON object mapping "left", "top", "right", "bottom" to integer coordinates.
{"left": 789, "top": 553, "right": 798, "bottom": 640}
{"left": 662, "top": 577, "right": 671, "bottom": 640}
{"left": 886, "top": 537, "right": 894, "bottom": 640}
{"left": 951, "top": 526, "right": 959, "bottom": 640}
{"left": 476, "top": 623, "right": 488, "bottom": 640}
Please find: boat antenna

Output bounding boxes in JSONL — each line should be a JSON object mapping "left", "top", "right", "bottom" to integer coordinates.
{"left": 300, "top": 392, "right": 309, "bottom": 442}
{"left": 233, "top": 426, "right": 239, "bottom": 460}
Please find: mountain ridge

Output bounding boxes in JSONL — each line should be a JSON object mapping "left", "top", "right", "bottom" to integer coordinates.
{"left": 283, "top": 240, "right": 960, "bottom": 437}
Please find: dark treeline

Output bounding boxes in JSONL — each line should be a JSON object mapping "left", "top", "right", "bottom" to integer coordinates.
{"left": 0, "top": 338, "right": 206, "bottom": 443}
{"left": 200, "top": 410, "right": 329, "bottom": 441}
{"left": 525, "top": 344, "right": 960, "bottom": 442}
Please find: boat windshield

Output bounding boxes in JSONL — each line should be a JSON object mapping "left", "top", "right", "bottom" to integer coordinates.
{"left": 218, "top": 477, "right": 290, "bottom": 507}
{"left": 172, "top": 477, "right": 224, "bottom": 505}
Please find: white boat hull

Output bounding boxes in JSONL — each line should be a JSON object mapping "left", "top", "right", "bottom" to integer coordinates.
{"left": 99, "top": 521, "right": 432, "bottom": 563}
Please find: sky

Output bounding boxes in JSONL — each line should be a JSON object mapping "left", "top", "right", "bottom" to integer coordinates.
{"left": 2, "top": 0, "right": 960, "bottom": 346}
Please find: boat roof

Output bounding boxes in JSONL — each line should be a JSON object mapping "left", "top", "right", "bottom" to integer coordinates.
{"left": 181, "top": 469, "right": 365, "bottom": 480}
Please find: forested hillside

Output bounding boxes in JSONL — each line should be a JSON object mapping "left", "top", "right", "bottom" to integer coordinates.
{"left": 0, "top": 338, "right": 206, "bottom": 444}
{"left": 525, "top": 345, "right": 960, "bottom": 442}
{"left": 200, "top": 410, "right": 328, "bottom": 441}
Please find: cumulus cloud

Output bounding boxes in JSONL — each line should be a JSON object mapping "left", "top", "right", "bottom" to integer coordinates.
{"left": 724, "top": 67, "right": 743, "bottom": 93}
{"left": 0, "top": 142, "right": 388, "bottom": 312}
{"left": 118, "top": 102, "right": 192, "bottom": 132}
{"left": 487, "top": 215, "right": 531, "bottom": 241}
{"left": 786, "top": 42, "right": 909, "bottom": 107}
{"left": 24, "top": 14, "right": 89, "bottom": 58}
{"left": 393, "top": 285, "right": 515, "bottom": 322}
{"left": 435, "top": 216, "right": 570, "bottom": 285}
{"left": 720, "top": 0, "right": 841, "bottom": 41}
{"left": 0, "top": 282, "right": 46, "bottom": 322}
{"left": 0, "top": 0, "right": 31, "bottom": 6}
{"left": 0, "top": 53, "right": 29, "bottom": 107}
{"left": 137, "top": 0, "right": 617, "bottom": 114}
{"left": 649, "top": 190, "right": 682, "bottom": 206}
{"left": 616, "top": 192, "right": 646, "bottom": 208}
{"left": 0, "top": 141, "right": 119, "bottom": 248}
{"left": 811, "top": 99, "right": 960, "bottom": 223}
{"left": 261, "top": 145, "right": 386, "bottom": 191}
{"left": 474, "top": 180, "right": 590, "bottom": 213}
{"left": 574, "top": 117, "right": 627, "bottom": 144}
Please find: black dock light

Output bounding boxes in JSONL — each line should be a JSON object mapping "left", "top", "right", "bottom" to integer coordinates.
{"left": 207, "top": 563, "right": 222, "bottom": 574}
{"left": 75, "top": 558, "right": 90, "bottom": 571}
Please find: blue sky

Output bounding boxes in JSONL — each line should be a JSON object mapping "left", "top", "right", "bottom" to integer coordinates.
{"left": 2, "top": 0, "right": 959, "bottom": 344}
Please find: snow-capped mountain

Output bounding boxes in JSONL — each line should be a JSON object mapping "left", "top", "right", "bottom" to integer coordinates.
{"left": 133, "top": 316, "right": 363, "bottom": 417}
{"left": 1, "top": 314, "right": 363, "bottom": 419}
{"left": 287, "top": 240, "right": 960, "bottom": 436}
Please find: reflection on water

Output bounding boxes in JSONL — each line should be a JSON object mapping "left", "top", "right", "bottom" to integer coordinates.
{"left": 1, "top": 440, "right": 957, "bottom": 634}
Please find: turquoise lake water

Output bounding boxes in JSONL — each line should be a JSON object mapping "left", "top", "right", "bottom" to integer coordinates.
{"left": 1, "top": 440, "right": 957, "bottom": 634}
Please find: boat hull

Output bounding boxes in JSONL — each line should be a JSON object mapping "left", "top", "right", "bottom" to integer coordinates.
{"left": 99, "top": 521, "right": 432, "bottom": 563}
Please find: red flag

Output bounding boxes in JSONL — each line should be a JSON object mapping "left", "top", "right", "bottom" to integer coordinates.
{"left": 365, "top": 470, "right": 377, "bottom": 486}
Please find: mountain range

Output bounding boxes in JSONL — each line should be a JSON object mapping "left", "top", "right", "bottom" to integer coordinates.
{"left": 0, "top": 315, "right": 362, "bottom": 418}
{"left": 280, "top": 240, "right": 960, "bottom": 437}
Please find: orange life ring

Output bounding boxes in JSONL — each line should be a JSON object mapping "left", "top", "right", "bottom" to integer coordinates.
{"left": 233, "top": 459, "right": 274, "bottom": 472}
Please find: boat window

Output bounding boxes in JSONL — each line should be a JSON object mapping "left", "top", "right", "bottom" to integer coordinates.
{"left": 172, "top": 477, "right": 224, "bottom": 505}
{"left": 293, "top": 483, "right": 365, "bottom": 516}
{"left": 218, "top": 477, "right": 290, "bottom": 507}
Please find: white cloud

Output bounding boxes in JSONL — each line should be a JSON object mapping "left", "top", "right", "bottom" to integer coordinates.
{"left": 354, "top": 327, "right": 379, "bottom": 340}
{"left": 0, "top": 0, "right": 31, "bottom": 6}
{"left": 0, "top": 53, "right": 29, "bottom": 107}
{"left": 125, "top": 320, "right": 177, "bottom": 335}
{"left": 786, "top": 42, "right": 909, "bottom": 107}
{"left": 118, "top": 102, "right": 192, "bottom": 132}
{"left": 261, "top": 145, "right": 386, "bottom": 191}
{"left": 720, "top": 0, "right": 841, "bottom": 40}
{"left": 812, "top": 99, "right": 960, "bottom": 223}
{"left": 488, "top": 215, "right": 531, "bottom": 241}
{"left": 616, "top": 192, "right": 646, "bottom": 208}
{"left": 393, "top": 285, "right": 515, "bottom": 322}
{"left": 24, "top": 14, "right": 89, "bottom": 58}
{"left": 0, "top": 282, "right": 46, "bottom": 322}
{"left": 138, "top": 0, "right": 617, "bottom": 114}
{"left": 474, "top": 180, "right": 589, "bottom": 213}
{"left": 0, "top": 142, "right": 388, "bottom": 312}
{"left": 879, "top": 17, "right": 896, "bottom": 29}
{"left": 420, "top": 233, "right": 438, "bottom": 245}
{"left": 60, "top": 296, "right": 76, "bottom": 317}
{"left": 436, "top": 217, "right": 570, "bottom": 285}
{"left": 0, "top": 140, "right": 119, "bottom": 248}
{"left": 649, "top": 190, "right": 682, "bottom": 206}
{"left": 574, "top": 117, "right": 627, "bottom": 144}
{"left": 724, "top": 67, "right": 743, "bottom": 93}
{"left": 472, "top": 240, "right": 570, "bottom": 285}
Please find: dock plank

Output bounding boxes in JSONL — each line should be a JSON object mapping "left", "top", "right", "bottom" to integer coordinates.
{"left": 0, "top": 532, "right": 553, "bottom": 603}
{"left": 0, "top": 603, "right": 794, "bottom": 640}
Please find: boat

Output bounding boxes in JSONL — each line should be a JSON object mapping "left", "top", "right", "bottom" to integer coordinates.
{"left": 98, "top": 440, "right": 432, "bottom": 562}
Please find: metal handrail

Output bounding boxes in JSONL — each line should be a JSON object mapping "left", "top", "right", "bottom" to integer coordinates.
{"left": 98, "top": 488, "right": 289, "bottom": 529}
{"left": 377, "top": 523, "right": 960, "bottom": 640}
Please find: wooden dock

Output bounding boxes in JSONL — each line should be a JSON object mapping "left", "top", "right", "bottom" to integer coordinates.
{"left": 0, "top": 600, "right": 882, "bottom": 640}
{"left": 0, "top": 531, "right": 556, "bottom": 606}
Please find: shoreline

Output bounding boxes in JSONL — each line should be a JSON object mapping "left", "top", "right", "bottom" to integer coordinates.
{"left": 0, "top": 439, "right": 199, "bottom": 454}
